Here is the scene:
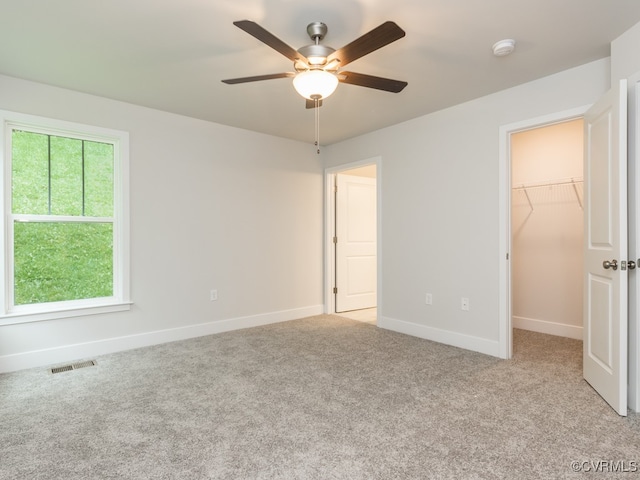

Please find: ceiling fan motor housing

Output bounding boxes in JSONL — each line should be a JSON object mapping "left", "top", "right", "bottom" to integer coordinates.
{"left": 298, "top": 44, "right": 335, "bottom": 65}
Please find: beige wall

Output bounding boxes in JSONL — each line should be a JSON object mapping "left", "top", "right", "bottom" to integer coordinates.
{"left": 324, "top": 58, "right": 609, "bottom": 356}
{"left": 0, "top": 74, "right": 324, "bottom": 372}
{"left": 342, "top": 164, "right": 377, "bottom": 178}
{"left": 511, "top": 119, "right": 584, "bottom": 339}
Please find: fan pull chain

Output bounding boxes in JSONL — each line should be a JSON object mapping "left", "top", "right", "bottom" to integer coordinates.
{"left": 312, "top": 94, "right": 321, "bottom": 154}
{"left": 314, "top": 98, "right": 320, "bottom": 155}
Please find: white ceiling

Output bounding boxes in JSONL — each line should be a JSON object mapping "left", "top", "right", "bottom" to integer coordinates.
{"left": 2, "top": 0, "right": 640, "bottom": 145}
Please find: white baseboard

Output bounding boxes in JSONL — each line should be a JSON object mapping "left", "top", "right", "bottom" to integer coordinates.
{"left": 512, "top": 315, "right": 583, "bottom": 340}
{"left": 378, "top": 316, "right": 501, "bottom": 357}
{"left": 0, "top": 305, "right": 324, "bottom": 374}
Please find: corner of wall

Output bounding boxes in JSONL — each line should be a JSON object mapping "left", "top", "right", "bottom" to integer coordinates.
{"left": 611, "top": 21, "right": 640, "bottom": 83}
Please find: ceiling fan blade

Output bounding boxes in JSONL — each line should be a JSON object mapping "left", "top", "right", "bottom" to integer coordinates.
{"left": 233, "top": 20, "right": 306, "bottom": 63}
{"left": 327, "top": 21, "right": 405, "bottom": 67}
{"left": 305, "top": 99, "right": 324, "bottom": 109}
{"left": 222, "top": 72, "right": 295, "bottom": 84}
{"left": 339, "top": 71, "right": 408, "bottom": 93}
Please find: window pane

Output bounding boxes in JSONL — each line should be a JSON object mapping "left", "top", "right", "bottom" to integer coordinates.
{"left": 14, "top": 222, "right": 113, "bottom": 305}
{"left": 11, "top": 130, "right": 49, "bottom": 215}
{"left": 50, "top": 136, "right": 83, "bottom": 216}
{"left": 84, "top": 141, "right": 114, "bottom": 217}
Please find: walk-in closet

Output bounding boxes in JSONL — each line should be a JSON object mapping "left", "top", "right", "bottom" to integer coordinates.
{"left": 511, "top": 118, "right": 584, "bottom": 340}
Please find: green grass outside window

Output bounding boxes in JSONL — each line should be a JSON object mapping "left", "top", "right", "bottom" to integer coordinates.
{"left": 11, "top": 130, "right": 114, "bottom": 305}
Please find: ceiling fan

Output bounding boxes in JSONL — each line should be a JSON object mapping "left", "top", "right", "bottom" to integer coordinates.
{"left": 222, "top": 20, "right": 408, "bottom": 108}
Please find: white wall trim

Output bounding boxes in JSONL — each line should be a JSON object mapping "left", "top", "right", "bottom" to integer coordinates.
{"left": 512, "top": 316, "right": 583, "bottom": 340}
{"left": 498, "top": 105, "right": 590, "bottom": 360}
{"left": 378, "top": 316, "right": 501, "bottom": 357}
{"left": 0, "top": 304, "right": 324, "bottom": 373}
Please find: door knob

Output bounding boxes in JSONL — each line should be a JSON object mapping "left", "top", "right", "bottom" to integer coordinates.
{"left": 629, "top": 260, "right": 636, "bottom": 270}
{"left": 603, "top": 259, "right": 618, "bottom": 270}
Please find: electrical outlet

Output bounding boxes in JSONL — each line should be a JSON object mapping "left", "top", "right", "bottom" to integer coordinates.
{"left": 461, "top": 297, "right": 469, "bottom": 311}
{"left": 425, "top": 293, "right": 433, "bottom": 305}
{"left": 210, "top": 289, "right": 218, "bottom": 301}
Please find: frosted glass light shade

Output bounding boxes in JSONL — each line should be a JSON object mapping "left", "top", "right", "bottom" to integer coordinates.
{"left": 293, "top": 70, "right": 339, "bottom": 100}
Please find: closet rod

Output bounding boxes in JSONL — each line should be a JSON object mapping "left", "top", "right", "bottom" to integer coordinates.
{"left": 513, "top": 177, "right": 583, "bottom": 211}
{"left": 512, "top": 177, "right": 583, "bottom": 190}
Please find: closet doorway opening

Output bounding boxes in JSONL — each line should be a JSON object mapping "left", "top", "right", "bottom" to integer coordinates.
{"left": 510, "top": 117, "right": 585, "bottom": 349}
{"left": 325, "top": 158, "right": 380, "bottom": 326}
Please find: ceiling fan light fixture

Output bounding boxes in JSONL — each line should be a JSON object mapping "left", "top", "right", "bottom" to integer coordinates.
{"left": 307, "top": 56, "right": 327, "bottom": 66}
{"left": 223, "top": 20, "right": 408, "bottom": 153}
{"left": 293, "top": 69, "right": 339, "bottom": 100}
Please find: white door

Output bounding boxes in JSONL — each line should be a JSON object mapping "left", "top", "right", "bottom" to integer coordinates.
{"left": 583, "top": 79, "right": 628, "bottom": 416}
{"left": 335, "top": 174, "right": 377, "bottom": 312}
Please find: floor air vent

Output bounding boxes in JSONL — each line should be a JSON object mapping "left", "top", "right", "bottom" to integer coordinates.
{"left": 51, "top": 360, "right": 97, "bottom": 374}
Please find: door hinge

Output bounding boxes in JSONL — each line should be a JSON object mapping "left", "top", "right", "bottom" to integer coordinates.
{"left": 333, "top": 287, "right": 338, "bottom": 294}
{"left": 506, "top": 253, "right": 509, "bottom": 260}
{"left": 333, "top": 236, "right": 337, "bottom": 244}
{"left": 334, "top": 184, "right": 337, "bottom": 193}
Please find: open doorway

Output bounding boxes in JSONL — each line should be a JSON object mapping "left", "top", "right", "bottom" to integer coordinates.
{"left": 498, "top": 106, "right": 588, "bottom": 359}
{"left": 511, "top": 118, "right": 584, "bottom": 341}
{"left": 325, "top": 158, "right": 380, "bottom": 325}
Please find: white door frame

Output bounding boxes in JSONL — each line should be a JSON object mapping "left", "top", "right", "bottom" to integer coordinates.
{"left": 498, "top": 106, "right": 589, "bottom": 359}
{"left": 324, "top": 156, "right": 382, "bottom": 317}
{"left": 627, "top": 71, "right": 640, "bottom": 412}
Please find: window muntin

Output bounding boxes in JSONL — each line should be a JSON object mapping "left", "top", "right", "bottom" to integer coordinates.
{"left": 12, "top": 131, "right": 114, "bottom": 217}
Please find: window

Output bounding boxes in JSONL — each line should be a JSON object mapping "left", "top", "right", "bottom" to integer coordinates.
{"left": 0, "top": 111, "right": 130, "bottom": 323}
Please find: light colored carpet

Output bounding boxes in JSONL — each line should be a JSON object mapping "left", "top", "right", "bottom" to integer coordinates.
{"left": 1, "top": 315, "right": 639, "bottom": 479}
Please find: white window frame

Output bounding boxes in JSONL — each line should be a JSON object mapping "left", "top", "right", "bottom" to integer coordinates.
{"left": 0, "top": 110, "right": 131, "bottom": 325}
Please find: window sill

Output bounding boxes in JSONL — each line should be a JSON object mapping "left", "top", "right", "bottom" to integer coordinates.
{"left": 0, "top": 301, "right": 133, "bottom": 326}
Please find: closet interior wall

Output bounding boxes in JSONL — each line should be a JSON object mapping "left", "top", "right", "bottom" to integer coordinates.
{"left": 511, "top": 118, "right": 584, "bottom": 340}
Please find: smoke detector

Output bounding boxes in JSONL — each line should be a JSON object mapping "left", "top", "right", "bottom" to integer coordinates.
{"left": 492, "top": 39, "right": 516, "bottom": 57}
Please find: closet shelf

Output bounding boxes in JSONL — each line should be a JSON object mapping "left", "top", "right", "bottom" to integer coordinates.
{"left": 512, "top": 177, "right": 583, "bottom": 211}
